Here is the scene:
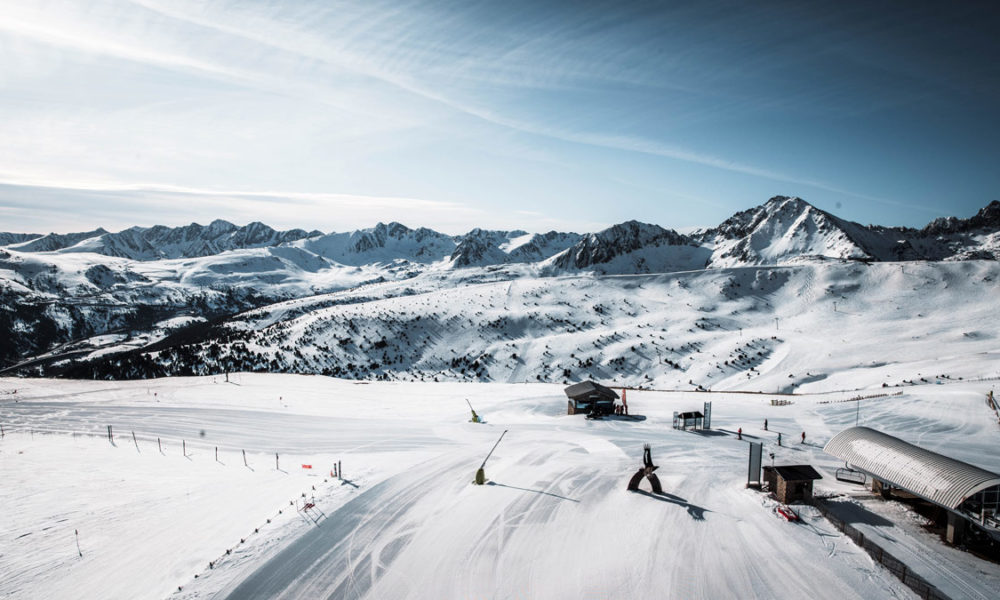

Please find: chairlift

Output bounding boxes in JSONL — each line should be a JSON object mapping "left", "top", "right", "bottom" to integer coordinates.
{"left": 835, "top": 465, "right": 866, "bottom": 485}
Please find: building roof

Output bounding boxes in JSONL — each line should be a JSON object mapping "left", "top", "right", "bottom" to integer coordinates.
{"left": 772, "top": 465, "right": 822, "bottom": 481}
{"left": 564, "top": 381, "right": 619, "bottom": 401}
{"left": 677, "top": 411, "right": 704, "bottom": 419}
{"left": 824, "top": 426, "right": 1000, "bottom": 510}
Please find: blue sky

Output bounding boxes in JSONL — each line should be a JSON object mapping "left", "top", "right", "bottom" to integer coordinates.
{"left": 1, "top": 0, "right": 997, "bottom": 235}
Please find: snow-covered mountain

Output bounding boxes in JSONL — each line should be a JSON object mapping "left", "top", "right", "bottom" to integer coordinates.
{"left": 702, "top": 196, "right": 875, "bottom": 266}
{"left": 9, "top": 227, "right": 110, "bottom": 253}
{"left": 52, "top": 220, "right": 319, "bottom": 260}
{"left": 54, "top": 261, "right": 1000, "bottom": 395}
{"left": 0, "top": 231, "right": 41, "bottom": 246}
{"left": 3, "top": 197, "right": 999, "bottom": 375}
{"left": 549, "top": 220, "right": 707, "bottom": 273}
{"left": 298, "top": 222, "right": 456, "bottom": 266}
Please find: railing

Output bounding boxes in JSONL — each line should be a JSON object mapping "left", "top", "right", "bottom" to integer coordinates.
{"left": 817, "top": 391, "right": 902, "bottom": 405}
{"left": 815, "top": 499, "right": 952, "bottom": 600}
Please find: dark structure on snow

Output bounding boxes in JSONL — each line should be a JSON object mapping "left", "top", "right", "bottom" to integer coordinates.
{"left": 763, "top": 465, "right": 822, "bottom": 504}
{"left": 672, "top": 411, "right": 704, "bottom": 430}
{"left": 564, "top": 381, "right": 618, "bottom": 416}
{"left": 627, "top": 444, "right": 663, "bottom": 493}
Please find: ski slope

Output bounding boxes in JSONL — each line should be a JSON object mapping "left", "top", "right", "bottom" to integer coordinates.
{"left": 2, "top": 374, "right": 998, "bottom": 599}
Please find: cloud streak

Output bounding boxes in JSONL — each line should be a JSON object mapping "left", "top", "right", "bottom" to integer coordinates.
{"left": 0, "top": 1, "right": 994, "bottom": 232}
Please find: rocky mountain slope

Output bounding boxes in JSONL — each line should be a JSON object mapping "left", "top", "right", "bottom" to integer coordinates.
{"left": 1, "top": 197, "right": 997, "bottom": 375}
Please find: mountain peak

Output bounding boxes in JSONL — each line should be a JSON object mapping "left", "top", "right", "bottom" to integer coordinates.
{"left": 552, "top": 220, "right": 691, "bottom": 270}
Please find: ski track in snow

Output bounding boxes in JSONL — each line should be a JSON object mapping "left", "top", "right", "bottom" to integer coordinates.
{"left": 2, "top": 375, "right": 999, "bottom": 599}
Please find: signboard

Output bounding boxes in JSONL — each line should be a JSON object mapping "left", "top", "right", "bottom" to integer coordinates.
{"left": 703, "top": 401, "right": 712, "bottom": 429}
{"left": 747, "top": 442, "right": 762, "bottom": 488}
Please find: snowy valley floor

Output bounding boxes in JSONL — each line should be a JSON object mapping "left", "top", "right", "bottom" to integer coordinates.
{"left": 1, "top": 374, "right": 999, "bottom": 599}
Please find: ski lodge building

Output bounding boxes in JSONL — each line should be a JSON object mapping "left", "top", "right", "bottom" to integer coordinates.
{"left": 564, "top": 381, "right": 618, "bottom": 415}
{"left": 824, "top": 426, "right": 1000, "bottom": 544}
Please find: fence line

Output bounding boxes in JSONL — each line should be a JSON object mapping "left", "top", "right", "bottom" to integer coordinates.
{"left": 1, "top": 425, "right": 349, "bottom": 595}
{"left": 814, "top": 499, "right": 952, "bottom": 600}
{"left": 817, "top": 391, "right": 903, "bottom": 405}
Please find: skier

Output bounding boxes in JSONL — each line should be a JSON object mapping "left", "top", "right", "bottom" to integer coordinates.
{"left": 777, "top": 432, "right": 782, "bottom": 446}
{"left": 738, "top": 427, "right": 742, "bottom": 440}
{"left": 764, "top": 418, "right": 768, "bottom": 431}
{"left": 801, "top": 431, "right": 806, "bottom": 444}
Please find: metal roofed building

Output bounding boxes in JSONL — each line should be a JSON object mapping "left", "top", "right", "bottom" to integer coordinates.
{"left": 824, "top": 426, "right": 1000, "bottom": 543}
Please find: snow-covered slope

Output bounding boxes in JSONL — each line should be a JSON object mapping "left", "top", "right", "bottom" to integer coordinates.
{"left": 0, "top": 232, "right": 41, "bottom": 246}
{"left": 704, "top": 196, "right": 877, "bottom": 266}
{"left": 62, "top": 220, "right": 318, "bottom": 260}
{"left": 297, "top": 222, "right": 456, "bottom": 266}
{"left": 50, "top": 260, "right": 1000, "bottom": 403}
{"left": 549, "top": 220, "right": 708, "bottom": 273}
{"left": 2, "top": 375, "right": 998, "bottom": 599}
{"left": 9, "top": 228, "right": 109, "bottom": 253}
{"left": 3, "top": 198, "right": 999, "bottom": 372}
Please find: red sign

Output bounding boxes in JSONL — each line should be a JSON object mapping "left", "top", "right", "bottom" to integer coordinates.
{"left": 301, "top": 464, "right": 312, "bottom": 469}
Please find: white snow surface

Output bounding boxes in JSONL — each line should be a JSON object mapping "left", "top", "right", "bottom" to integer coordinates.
{"left": 3, "top": 374, "right": 999, "bottom": 599}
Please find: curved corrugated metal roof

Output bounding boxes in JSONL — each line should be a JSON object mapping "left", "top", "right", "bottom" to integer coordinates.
{"left": 824, "top": 426, "right": 1000, "bottom": 510}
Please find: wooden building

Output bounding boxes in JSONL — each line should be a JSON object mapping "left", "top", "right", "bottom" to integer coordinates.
{"left": 763, "top": 465, "right": 822, "bottom": 504}
{"left": 564, "top": 381, "right": 619, "bottom": 415}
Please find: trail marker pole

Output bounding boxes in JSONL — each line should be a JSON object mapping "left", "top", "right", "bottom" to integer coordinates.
{"left": 276, "top": 453, "right": 279, "bottom": 470}
{"left": 107, "top": 425, "right": 113, "bottom": 443}
{"left": 474, "top": 430, "right": 508, "bottom": 485}
{"left": 183, "top": 440, "right": 187, "bottom": 457}
{"left": 338, "top": 460, "right": 341, "bottom": 479}
{"left": 158, "top": 438, "right": 162, "bottom": 453}
{"left": 215, "top": 447, "right": 218, "bottom": 462}
{"left": 243, "top": 449, "right": 248, "bottom": 467}
{"left": 1, "top": 423, "right": 4, "bottom": 438}
{"left": 132, "top": 431, "right": 139, "bottom": 453}
{"left": 75, "top": 529, "right": 83, "bottom": 557}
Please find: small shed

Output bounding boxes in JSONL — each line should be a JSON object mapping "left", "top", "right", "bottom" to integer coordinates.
{"left": 564, "top": 381, "right": 619, "bottom": 416}
{"left": 672, "top": 411, "right": 704, "bottom": 430}
{"left": 763, "top": 465, "right": 822, "bottom": 504}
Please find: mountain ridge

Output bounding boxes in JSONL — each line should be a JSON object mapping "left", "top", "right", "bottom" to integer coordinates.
{"left": 2, "top": 197, "right": 998, "bottom": 373}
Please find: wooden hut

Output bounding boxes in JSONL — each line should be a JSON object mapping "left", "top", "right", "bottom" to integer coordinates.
{"left": 564, "top": 381, "right": 619, "bottom": 416}
{"left": 763, "top": 465, "right": 822, "bottom": 504}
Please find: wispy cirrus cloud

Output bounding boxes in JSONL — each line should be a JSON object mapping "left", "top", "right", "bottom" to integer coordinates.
{"left": 0, "top": 0, "right": 995, "bottom": 233}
